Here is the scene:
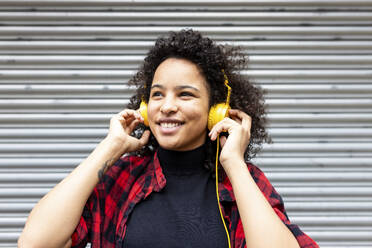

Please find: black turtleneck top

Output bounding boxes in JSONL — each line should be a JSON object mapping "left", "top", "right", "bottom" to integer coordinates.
{"left": 122, "top": 144, "right": 229, "bottom": 247}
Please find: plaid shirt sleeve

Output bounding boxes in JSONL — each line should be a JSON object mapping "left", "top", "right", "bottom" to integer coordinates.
{"left": 70, "top": 155, "right": 144, "bottom": 248}
{"left": 247, "top": 163, "right": 319, "bottom": 248}
{"left": 70, "top": 156, "right": 129, "bottom": 248}
{"left": 70, "top": 187, "right": 98, "bottom": 248}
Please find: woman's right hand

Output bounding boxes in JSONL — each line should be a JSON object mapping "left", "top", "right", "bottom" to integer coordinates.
{"left": 106, "top": 109, "right": 151, "bottom": 153}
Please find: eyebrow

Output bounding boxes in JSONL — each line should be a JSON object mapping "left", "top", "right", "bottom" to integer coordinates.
{"left": 151, "top": 84, "right": 200, "bottom": 92}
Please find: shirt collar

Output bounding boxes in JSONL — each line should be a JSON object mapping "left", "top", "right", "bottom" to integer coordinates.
{"left": 151, "top": 150, "right": 166, "bottom": 192}
{"left": 151, "top": 150, "right": 236, "bottom": 202}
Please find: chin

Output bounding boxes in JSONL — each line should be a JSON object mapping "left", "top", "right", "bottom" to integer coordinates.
{"left": 154, "top": 131, "right": 206, "bottom": 151}
{"left": 157, "top": 140, "right": 182, "bottom": 151}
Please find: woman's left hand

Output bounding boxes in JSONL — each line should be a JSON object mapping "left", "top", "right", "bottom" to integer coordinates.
{"left": 208, "top": 109, "right": 252, "bottom": 170}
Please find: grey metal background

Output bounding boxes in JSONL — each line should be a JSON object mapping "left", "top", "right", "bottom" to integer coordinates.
{"left": 0, "top": 0, "right": 372, "bottom": 247}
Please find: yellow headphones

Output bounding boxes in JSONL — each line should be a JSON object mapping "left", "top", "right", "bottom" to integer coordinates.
{"left": 139, "top": 69, "right": 231, "bottom": 130}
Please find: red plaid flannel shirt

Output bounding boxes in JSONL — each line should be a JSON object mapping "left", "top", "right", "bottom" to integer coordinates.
{"left": 71, "top": 150, "right": 318, "bottom": 248}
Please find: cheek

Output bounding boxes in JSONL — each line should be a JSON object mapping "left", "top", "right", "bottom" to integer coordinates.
{"left": 146, "top": 102, "right": 157, "bottom": 119}
{"left": 189, "top": 106, "right": 209, "bottom": 123}
{"left": 146, "top": 103, "right": 160, "bottom": 133}
{"left": 147, "top": 104, "right": 157, "bottom": 134}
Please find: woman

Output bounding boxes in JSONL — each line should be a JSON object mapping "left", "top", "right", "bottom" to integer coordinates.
{"left": 19, "top": 29, "right": 318, "bottom": 248}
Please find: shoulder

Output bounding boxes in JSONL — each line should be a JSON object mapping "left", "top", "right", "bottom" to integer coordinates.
{"left": 98, "top": 153, "right": 154, "bottom": 189}
{"left": 84, "top": 153, "right": 155, "bottom": 212}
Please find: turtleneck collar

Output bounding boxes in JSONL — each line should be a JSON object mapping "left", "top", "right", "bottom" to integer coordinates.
{"left": 157, "top": 143, "right": 208, "bottom": 176}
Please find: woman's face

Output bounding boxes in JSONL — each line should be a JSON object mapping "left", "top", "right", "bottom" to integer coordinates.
{"left": 147, "top": 58, "right": 210, "bottom": 151}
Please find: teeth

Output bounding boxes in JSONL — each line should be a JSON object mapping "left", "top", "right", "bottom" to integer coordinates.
{"left": 160, "top": 122, "right": 182, "bottom": 128}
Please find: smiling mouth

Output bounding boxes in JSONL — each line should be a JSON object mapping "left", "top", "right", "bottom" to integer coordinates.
{"left": 159, "top": 122, "right": 183, "bottom": 128}
{"left": 157, "top": 121, "right": 185, "bottom": 134}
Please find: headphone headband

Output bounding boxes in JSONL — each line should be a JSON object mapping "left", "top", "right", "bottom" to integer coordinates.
{"left": 221, "top": 69, "right": 231, "bottom": 106}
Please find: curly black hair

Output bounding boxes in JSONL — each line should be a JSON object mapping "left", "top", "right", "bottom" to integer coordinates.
{"left": 126, "top": 29, "right": 269, "bottom": 180}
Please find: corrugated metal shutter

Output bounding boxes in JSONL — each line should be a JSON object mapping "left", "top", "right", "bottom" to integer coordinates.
{"left": 1, "top": 1, "right": 371, "bottom": 247}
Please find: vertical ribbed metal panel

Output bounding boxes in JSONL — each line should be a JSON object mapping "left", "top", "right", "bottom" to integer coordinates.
{"left": 0, "top": 1, "right": 371, "bottom": 247}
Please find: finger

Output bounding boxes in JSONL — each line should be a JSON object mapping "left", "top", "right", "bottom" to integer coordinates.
{"left": 126, "top": 119, "right": 140, "bottom": 133}
{"left": 229, "top": 109, "right": 252, "bottom": 130}
{"left": 210, "top": 118, "right": 236, "bottom": 141}
{"left": 120, "top": 109, "right": 142, "bottom": 121}
{"left": 228, "top": 109, "right": 244, "bottom": 120}
{"left": 229, "top": 114, "right": 242, "bottom": 125}
{"left": 116, "top": 114, "right": 133, "bottom": 129}
{"left": 242, "top": 114, "right": 252, "bottom": 132}
{"left": 134, "top": 109, "right": 144, "bottom": 121}
{"left": 238, "top": 112, "right": 252, "bottom": 132}
{"left": 120, "top": 113, "right": 134, "bottom": 122}
{"left": 209, "top": 117, "right": 232, "bottom": 136}
{"left": 120, "top": 111, "right": 144, "bottom": 127}
{"left": 229, "top": 109, "right": 251, "bottom": 121}
{"left": 139, "top": 130, "right": 151, "bottom": 146}
{"left": 208, "top": 117, "right": 229, "bottom": 140}
{"left": 119, "top": 109, "right": 134, "bottom": 118}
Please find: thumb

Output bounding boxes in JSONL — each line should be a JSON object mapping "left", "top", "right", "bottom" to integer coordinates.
{"left": 139, "top": 130, "right": 151, "bottom": 146}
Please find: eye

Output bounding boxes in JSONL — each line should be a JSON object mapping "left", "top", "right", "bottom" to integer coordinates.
{"left": 179, "top": 91, "right": 194, "bottom": 97}
{"left": 151, "top": 91, "right": 163, "bottom": 98}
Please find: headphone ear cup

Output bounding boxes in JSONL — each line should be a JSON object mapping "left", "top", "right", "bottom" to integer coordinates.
{"left": 139, "top": 101, "right": 149, "bottom": 126}
{"left": 208, "top": 103, "right": 230, "bottom": 131}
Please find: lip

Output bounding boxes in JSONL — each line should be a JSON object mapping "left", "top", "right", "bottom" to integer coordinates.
{"left": 157, "top": 118, "right": 185, "bottom": 135}
{"left": 157, "top": 118, "right": 184, "bottom": 124}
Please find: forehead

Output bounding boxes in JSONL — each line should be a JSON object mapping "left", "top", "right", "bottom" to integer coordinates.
{"left": 152, "top": 58, "right": 209, "bottom": 91}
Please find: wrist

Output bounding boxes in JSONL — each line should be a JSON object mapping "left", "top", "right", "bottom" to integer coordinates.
{"left": 102, "top": 136, "right": 129, "bottom": 154}
{"left": 221, "top": 157, "right": 247, "bottom": 178}
{"left": 220, "top": 153, "right": 244, "bottom": 168}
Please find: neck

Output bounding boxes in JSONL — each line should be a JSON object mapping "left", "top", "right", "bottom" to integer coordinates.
{"left": 157, "top": 143, "right": 207, "bottom": 176}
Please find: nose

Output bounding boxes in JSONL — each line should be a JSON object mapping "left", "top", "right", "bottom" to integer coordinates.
{"left": 160, "top": 95, "right": 178, "bottom": 114}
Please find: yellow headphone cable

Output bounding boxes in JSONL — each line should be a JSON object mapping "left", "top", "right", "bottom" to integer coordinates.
{"left": 215, "top": 136, "right": 232, "bottom": 248}
{"left": 215, "top": 69, "right": 232, "bottom": 248}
